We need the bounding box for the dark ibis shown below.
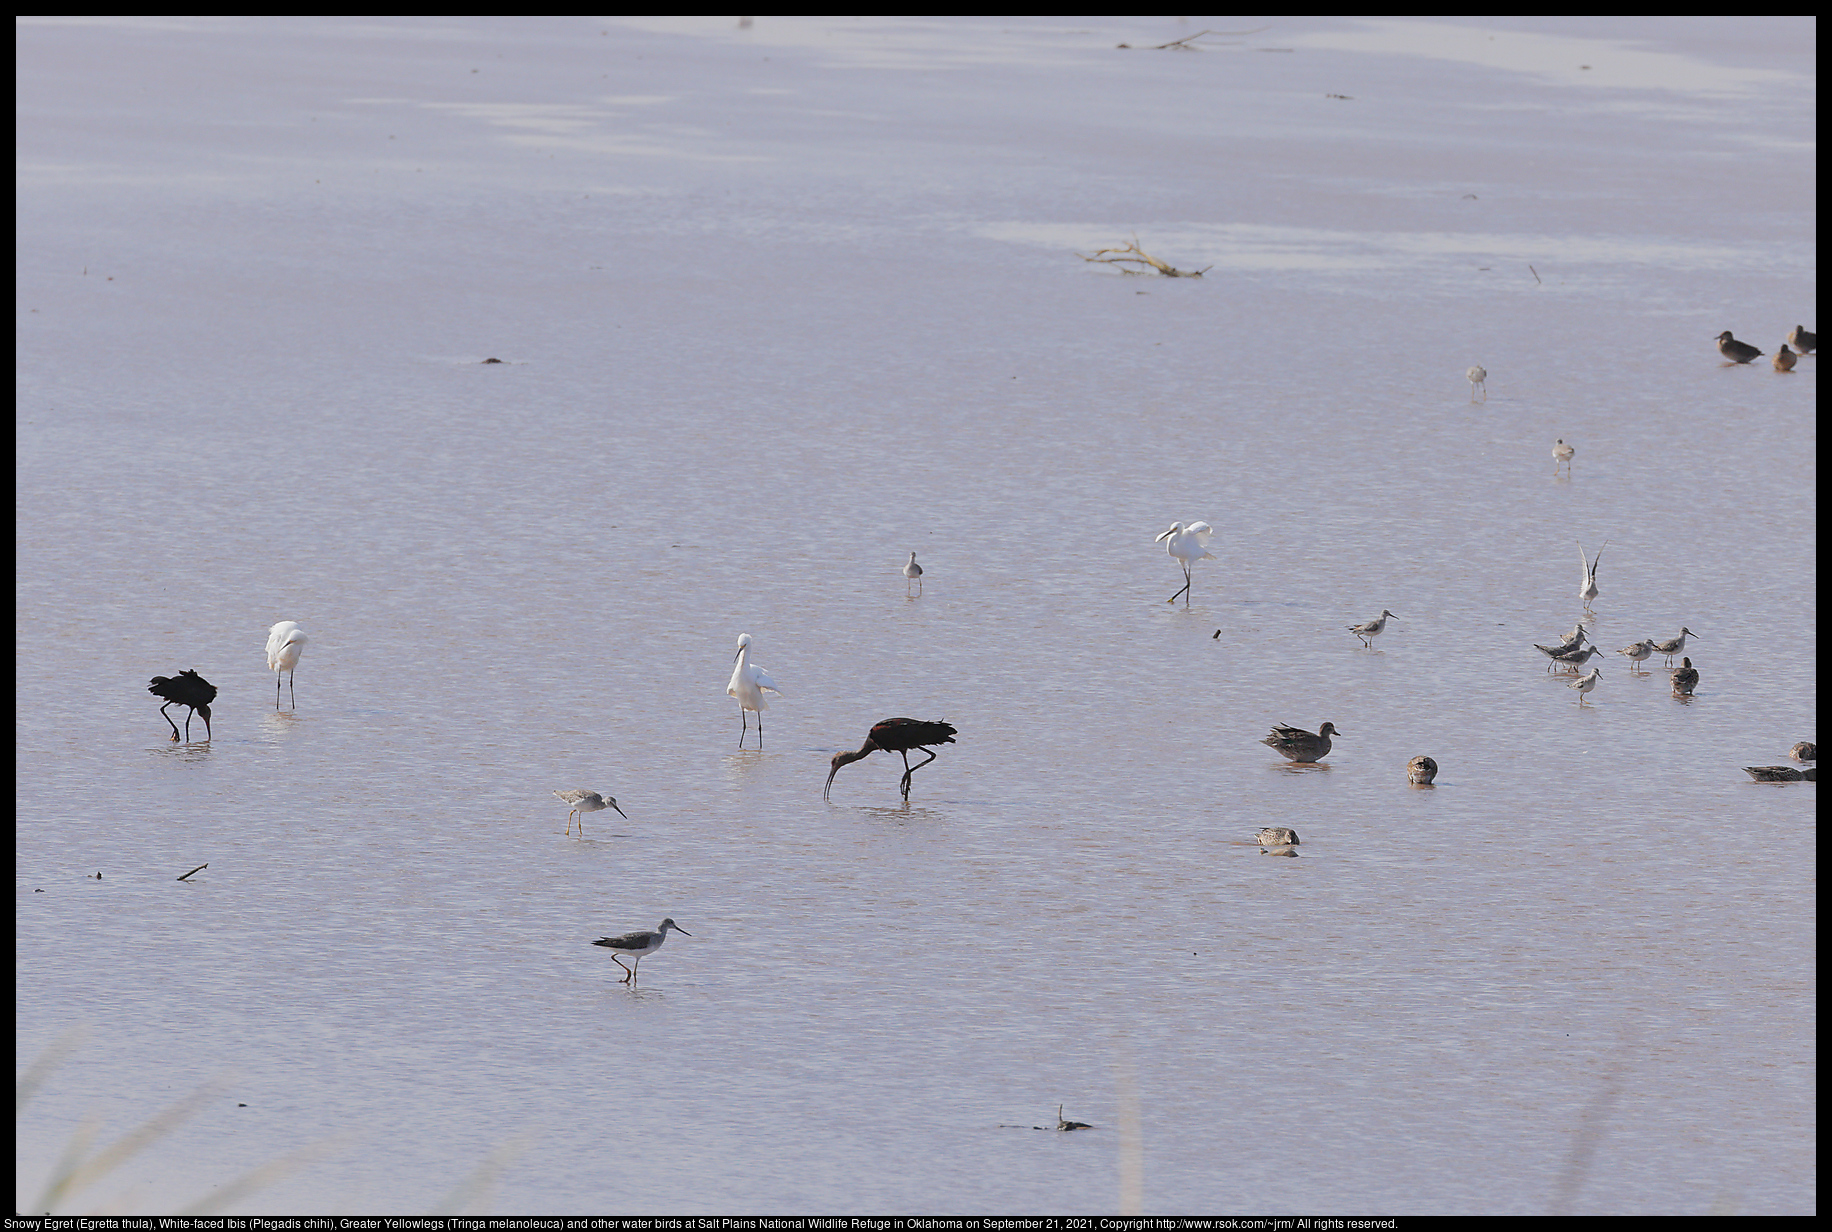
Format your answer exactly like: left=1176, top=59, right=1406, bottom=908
left=148, top=669, right=216, bottom=741
left=825, top=718, right=958, bottom=801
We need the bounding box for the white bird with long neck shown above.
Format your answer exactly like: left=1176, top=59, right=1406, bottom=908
left=727, top=633, right=783, bottom=749
left=265, top=621, right=308, bottom=709
left=1155, top=521, right=1215, bottom=605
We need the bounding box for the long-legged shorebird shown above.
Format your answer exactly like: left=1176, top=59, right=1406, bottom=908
left=903, top=551, right=923, bottom=595
left=727, top=633, right=784, bottom=748
left=825, top=717, right=958, bottom=801
left=1787, top=325, right=1815, bottom=355
left=1774, top=344, right=1798, bottom=372
left=1347, top=609, right=1398, bottom=648
left=1716, top=331, right=1763, bottom=363
left=594, top=918, right=689, bottom=983
left=1670, top=657, right=1699, bottom=698
left=1552, top=438, right=1575, bottom=476
left=1648, top=627, right=1699, bottom=666
left=1568, top=666, right=1602, bottom=704
left=1467, top=365, right=1487, bottom=401
left=1261, top=722, right=1339, bottom=763
left=553, top=790, right=626, bottom=836
left=1537, top=641, right=1604, bottom=671
left=148, top=669, right=216, bottom=741
left=1615, top=639, right=1655, bottom=673
left=1576, top=540, right=1606, bottom=610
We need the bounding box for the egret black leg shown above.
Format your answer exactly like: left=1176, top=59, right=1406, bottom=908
left=288, top=672, right=295, bottom=708
left=1167, top=565, right=1192, bottom=605
left=739, top=710, right=749, bottom=748
left=275, top=672, right=282, bottom=709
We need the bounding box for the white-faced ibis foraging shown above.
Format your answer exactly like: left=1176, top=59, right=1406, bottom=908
left=1154, top=520, right=1214, bottom=605
left=1716, top=331, right=1763, bottom=363
left=1553, top=438, right=1575, bottom=476
left=1408, top=755, right=1438, bottom=785
left=1347, top=609, right=1398, bottom=648
left=553, top=790, right=626, bottom=836
left=1743, top=766, right=1813, bottom=782
left=903, top=551, right=923, bottom=594
left=1576, top=540, right=1606, bottom=610
left=1261, top=722, right=1338, bottom=763
left=593, top=918, right=689, bottom=983
left=1670, top=657, right=1699, bottom=697
left=727, top=633, right=783, bottom=748
left=265, top=620, right=307, bottom=709
left=1466, top=364, right=1486, bottom=401
left=148, top=669, right=216, bottom=741
left=1773, top=344, right=1798, bottom=372
left=825, top=717, right=958, bottom=801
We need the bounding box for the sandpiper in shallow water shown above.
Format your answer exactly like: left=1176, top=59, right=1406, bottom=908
left=553, top=790, right=627, bottom=836
left=1568, top=666, right=1602, bottom=704
left=903, top=551, right=923, bottom=594
left=1466, top=365, right=1486, bottom=401
left=1615, top=639, right=1655, bottom=673
left=1347, top=609, right=1398, bottom=648
left=593, top=918, right=690, bottom=983
left=1552, top=439, right=1575, bottom=475
left=1648, top=626, right=1699, bottom=666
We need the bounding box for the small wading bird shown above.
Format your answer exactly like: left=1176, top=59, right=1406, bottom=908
left=265, top=621, right=307, bottom=709
left=903, top=551, right=923, bottom=595
left=727, top=633, right=783, bottom=749
left=1261, top=722, right=1339, bottom=763
left=1154, top=521, right=1215, bottom=605
left=1773, top=344, right=1798, bottom=373
left=148, top=669, right=216, bottom=741
left=1670, top=657, right=1699, bottom=698
left=825, top=717, right=958, bottom=801
left=1407, top=755, right=1438, bottom=785
left=1467, top=365, right=1487, bottom=401
left=1743, top=766, right=1814, bottom=782
left=1257, top=827, right=1300, bottom=847
left=593, top=918, right=689, bottom=983
left=1568, top=666, right=1602, bottom=704
left=1616, top=639, right=1655, bottom=673
left=1576, top=540, right=1606, bottom=611
left=1787, top=325, right=1815, bottom=355
left=1648, top=627, right=1699, bottom=667
left=1552, top=439, right=1575, bottom=476
left=1716, top=331, right=1763, bottom=364
left=1545, top=624, right=1587, bottom=653
left=553, top=790, right=626, bottom=837
left=1347, top=609, right=1398, bottom=648
left=1536, top=641, right=1604, bottom=671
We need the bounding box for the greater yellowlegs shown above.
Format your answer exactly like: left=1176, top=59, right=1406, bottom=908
left=1615, top=639, right=1655, bottom=673
left=1552, top=439, right=1575, bottom=476
left=1787, top=325, right=1815, bottom=354
left=1407, top=755, right=1438, bottom=785
left=594, top=918, right=690, bottom=983
left=1716, top=331, right=1763, bottom=363
left=1743, top=765, right=1814, bottom=782
left=1669, top=657, right=1699, bottom=697
left=1546, top=624, right=1587, bottom=653
left=1567, top=666, right=1602, bottom=704
left=1261, top=722, right=1339, bottom=763
left=265, top=621, right=307, bottom=709
left=1576, top=540, right=1606, bottom=610
left=1347, top=609, right=1398, bottom=648
left=1537, top=641, right=1605, bottom=671
left=1648, top=627, right=1699, bottom=666
left=1790, top=742, right=1817, bottom=762
left=1773, top=344, right=1798, bottom=372
left=1466, top=365, right=1487, bottom=401
left=903, top=551, right=923, bottom=595
left=553, top=790, right=627, bottom=836
left=1155, top=520, right=1216, bottom=605
left=1256, top=826, right=1300, bottom=846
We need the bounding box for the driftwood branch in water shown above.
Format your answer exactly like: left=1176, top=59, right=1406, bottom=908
left=1077, top=236, right=1210, bottom=278
left=1116, top=27, right=1271, bottom=50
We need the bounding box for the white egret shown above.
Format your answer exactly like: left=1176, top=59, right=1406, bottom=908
left=727, top=633, right=783, bottom=748
left=265, top=621, right=308, bottom=709
left=1154, top=521, right=1215, bottom=605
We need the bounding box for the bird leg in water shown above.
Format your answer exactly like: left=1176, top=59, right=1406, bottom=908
left=159, top=704, right=183, bottom=741
left=898, top=747, right=940, bottom=798
left=1167, top=564, right=1192, bottom=605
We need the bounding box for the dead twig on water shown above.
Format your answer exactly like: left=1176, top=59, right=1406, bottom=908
left=1078, top=235, right=1210, bottom=278
left=176, top=863, right=208, bottom=882
left=1116, top=27, right=1270, bottom=50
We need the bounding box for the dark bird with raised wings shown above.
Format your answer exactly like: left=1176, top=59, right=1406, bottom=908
left=148, top=669, right=217, bottom=742
left=825, top=718, right=958, bottom=801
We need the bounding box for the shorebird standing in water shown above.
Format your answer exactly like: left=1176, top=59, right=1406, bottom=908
left=1615, top=639, right=1655, bottom=673
left=1347, top=609, right=1398, bottom=649
left=553, top=790, right=627, bottom=836
left=1568, top=666, right=1602, bottom=705
left=1648, top=627, right=1699, bottom=666
left=594, top=918, right=690, bottom=983
left=1716, top=331, right=1763, bottom=363
left=1552, top=439, right=1575, bottom=476
left=1466, top=365, right=1487, bottom=401
left=903, top=551, right=924, bottom=595
left=1154, top=520, right=1215, bottom=605
left=1576, top=540, right=1606, bottom=611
